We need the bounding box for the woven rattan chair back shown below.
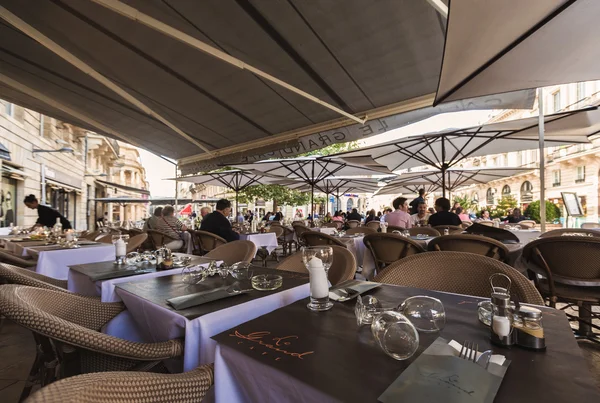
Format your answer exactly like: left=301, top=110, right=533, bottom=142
left=408, top=227, right=440, bottom=237
left=461, top=221, right=473, bottom=228
left=126, top=234, right=148, bottom=253
left=581, top=222, right=600, bottom=229
left=145, top=230, right=176, bottom=249
left=518, top=220, right=536, bottom=229
left=427, top=234, right=509, bottom=262
left=268, top=225, right=284, bottom=238
left=26, top=364, right=214, bottom=403
left=539, top=228, right=600, bottom=238
left=191, top=230, right=227, bottom=255
left=374, top=251, right=544, bottom=305
left=0, top=263, right=68, bottom=291
left=366, top=221, right=381, bottom=230
left=292, top=224, right=312, bottom=246
left=387, top=225, right=406, bottom=233
left=0, top=250, right=37, bottom=268
left=433, top=225, right=463, bottom=234
left=96, top=234, right=114, bottom=244
left=301, top=232, right=346, bottom=247
left=345, top=227, right=376, bottom=235
left=82, top=230, right=100, bottom=240
left=346, top=220, right=360, bottom=229
left=332, top=221, right=344, bottom=230
left=363, top=233, right=425, bottom=270
left=276, top=245, right=356, bottom=286
left=478, top=221, right=494, bottom=227
left=322, top=222, right=338, bottom=228
left=205, top=240, right=257, bottom=265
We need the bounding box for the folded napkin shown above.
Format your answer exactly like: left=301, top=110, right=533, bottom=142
left=89, top=268, right=150, bottom=282
left=329, top=280, right=381, bottom=301
left=448, top=339, right=506, bottom=366
left=166, top=286, right=248, bottom=310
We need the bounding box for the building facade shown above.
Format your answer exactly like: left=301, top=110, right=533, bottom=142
left=0, top=99, right=149, bottom=229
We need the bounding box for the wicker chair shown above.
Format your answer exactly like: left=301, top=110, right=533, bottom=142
left=82, top=230, right=100, bottom=240
left=365, top=221, right=381, bottom=230
left=268, top=225, right=284, bottom=238
left=346, top=220, right=360, bottom=229
left=522, top=237, right=600, bottom=340
left=331, top=221, right=344, bottom=230
left=0, top=285, right=183, bottom=381
left=539, top=228, right=600, bottom=238
left=433, top=225, right=464, bottom=234
left=461, top=221, right=473, bottom=228
left=518, top=220, right=536, bottom=229
left=278, top=226, right=296, bottom=256
left=374, top=251, right=544, bottom=305
left=427, top=234, right=509, bottom=262
left=0, top=249, right=37, bottom=268
left=322, top=222, right=338, bottom=228
left=408, top=227, right=440, bottom=237
left=345, top=227, right=376, bottom=235
left=387, top=225, right=407, bottom=233
left=276, top=245, right=356, bottom=286
left=126, top=233, right=148, bottom=254
left=26, top=364, right=213, bottom=403
left=478, top=221, right=494, bottom=227
left=145, top=229, right=180, bottom=250
left=96, top=234, right=114, bottom=244
left=363, top=233, right=425, bottom=273
left=301, top=232, right=346, bottom=247
left=292, top=224, right=312, bottom=247
left=190, top=230, right=227, bottom=255
left=204, top=240, right=257, bottom=265
left=581, top=222, right=600, bottom=229
left=0, top=263, right=68, bottom=291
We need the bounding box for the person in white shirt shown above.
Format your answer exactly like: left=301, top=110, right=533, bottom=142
left=410, top=201, right=430, bottom=226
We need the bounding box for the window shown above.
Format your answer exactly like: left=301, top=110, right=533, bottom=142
left=486, top=188, right=495, bottom=205
left=1, top=100, right=13, bottom=117
left=472, top=192, right=479, bottom=204
left=577, top=82, right=586, bottom=101
left=576, top=166, right=586, bottom=183
left=552, top=170, right=561, bottom=187
left=502, top=185, right=511, bottom=196
left=521, top=181, right=533, bottom=202
left=552, top=91, right=561, bottom=112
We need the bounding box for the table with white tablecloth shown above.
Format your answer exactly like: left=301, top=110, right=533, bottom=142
left=508, top=229, right=541, bottom=244
left=239, top=233, right=279, bottom=255
left=106, top=271, right=310, bottom=371
left=29, top=244, right=116, bottom=280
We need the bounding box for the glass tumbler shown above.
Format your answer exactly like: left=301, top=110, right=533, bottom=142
left=371, top=311, right=419, bottom=360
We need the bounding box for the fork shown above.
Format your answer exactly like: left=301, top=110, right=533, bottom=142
left=458, top=341, right=478, bottom=363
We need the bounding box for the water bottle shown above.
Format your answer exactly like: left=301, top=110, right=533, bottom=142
left=53, top=217, right=63, bottom=235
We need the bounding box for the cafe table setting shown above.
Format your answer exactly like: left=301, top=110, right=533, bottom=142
left=239, top=232, right=279, bottom=256
left=211, top=252, right=599, bottom=403
left=103, top=263, right=311, bottom=371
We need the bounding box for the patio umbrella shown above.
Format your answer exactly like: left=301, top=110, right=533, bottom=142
left=434, top=0, right=600, bottom=105
left=331, top=107, right=600, bottom=197
left=230, top=157, right=388, bottom=217
left=178, top=203, right=192, bottom=216
left=375, top=168, right=531, bottom=197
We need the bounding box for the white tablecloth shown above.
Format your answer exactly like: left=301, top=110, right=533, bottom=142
left=509, top=229, right=541, bottom=244
left=316, top=227, right=337, bottom=235
left=239, top=233, right=279, bottom=254
left=336, top=236, right=376, bottom=280
left=108, top=281, right=310, bottom=371
left=32, top=245, right=116, bottom=280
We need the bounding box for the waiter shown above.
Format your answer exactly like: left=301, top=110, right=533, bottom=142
left=23, top=194, right=72, bottom=230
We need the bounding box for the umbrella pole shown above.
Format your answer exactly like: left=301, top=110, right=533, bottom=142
left=441, top=166, right=447, bottom=199
left=538, top=88, right=546, bottom=232
left=311, top=184, right=315, bottom=222
left=236, top=190, right=239, bottom=219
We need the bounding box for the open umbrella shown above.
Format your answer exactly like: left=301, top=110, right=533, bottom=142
left=331, top=107, right=600, bottom=197
left=230, top=157, right=388, bottom=216
left=178, top=203, right=192, bottom=215
left=434, top=0, right=600, bottom=105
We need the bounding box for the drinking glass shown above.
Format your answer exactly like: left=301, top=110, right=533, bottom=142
left=398, top=296, right=446, bottom=332
left=181, top=265, right=208, bottom=285
left=371, top=311, right=419, bottom=360
left=218, top=265, right=230, bottom=284
left=302, top=246, right=334, bottom=311
left=126, top=252, right=139, bottom=266
left=229, top=261, right=253, bottom=280
left=355, top=295, right=389, bottom=326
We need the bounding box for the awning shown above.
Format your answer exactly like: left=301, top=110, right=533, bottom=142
left=96, top=179, right=150, bottom=195
left=90, top=197, right=219, bottom=205
left=46, top=178, right=82, bottom=193
left=1, top=164, right=28, bottom=180
left=0, top=142, right=10, bottom=161
left=435, top=0, right=600, bottom=104
left=0, top=0, right=533, bottom=172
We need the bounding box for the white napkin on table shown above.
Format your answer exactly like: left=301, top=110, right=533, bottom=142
left=448, top=339, right=506, bottom=366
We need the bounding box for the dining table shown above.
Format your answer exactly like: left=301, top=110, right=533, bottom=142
left=239, top=233, right=279, bottom=256
left=105, top=267, right=310, bottom=371
left=212, top=283, right=599, bottom=403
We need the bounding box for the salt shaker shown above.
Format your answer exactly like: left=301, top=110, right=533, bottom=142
left=513, top=305, right=546, bottom=350
left=489, top=273, right=516, bottom=347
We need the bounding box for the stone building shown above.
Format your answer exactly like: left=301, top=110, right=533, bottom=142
left=0, top=99, right=149, bottom=230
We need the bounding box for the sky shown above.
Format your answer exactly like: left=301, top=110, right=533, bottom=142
left=138, top=109, right=498, bottom=197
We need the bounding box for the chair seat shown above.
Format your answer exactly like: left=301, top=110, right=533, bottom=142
left=537, top=279, right=600, bottom=304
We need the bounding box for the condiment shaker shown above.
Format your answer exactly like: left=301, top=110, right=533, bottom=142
left=489, top=273, right=516, bottom=347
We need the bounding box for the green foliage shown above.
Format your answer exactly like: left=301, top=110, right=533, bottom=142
left=524, top=200, right=562, bottom=223
left=453, top=195, right=478, bottom=211
left=490, top=195, right=519, bottom=219
left=236, top=185, right=310, bottom=207
left=300, top=141, right=359, bottom=157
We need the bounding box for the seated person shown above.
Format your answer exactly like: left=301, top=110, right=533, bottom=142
left=346, top=208, right=362, bottom=222
left=156, top=205, right=192, bottom=253
left=410, top=201, right=430, bottom=226
left=332, top=211, right=344, bottom=222
left=143, top=207, right=163, bottom=231
left=384, top=197, right=412, bottom=229
left=478, top=210, right=492, bottom=221
left=200, top=199, right=240, bottom=242
left=428, top=197, right=462, bottom=227
left=507, top=208, right=526, bottom=223
left=365, top=209, right=377, bottom=224
left=456, top=207, right=470, bottom=222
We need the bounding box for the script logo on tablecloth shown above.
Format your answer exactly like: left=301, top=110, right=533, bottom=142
left=230, top=330, right=314, bottom=361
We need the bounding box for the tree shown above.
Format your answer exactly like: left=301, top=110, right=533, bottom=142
left=300, top=140, right=359, bottom=156
left=524, top=200, right=562, bottom=223
left=453, top=195, right=478, bottom=211
left=236, top=184, right=310, bottom=211
left=491, top=195, right=519, bottom=219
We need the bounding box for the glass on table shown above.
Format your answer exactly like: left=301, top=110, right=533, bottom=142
left=302, top=246, right=334, bottom=311
left=398, top=296, right=445, bottom=332
left=355, top=295, right=389, bottom=326
left=229, top=261, right=253, bottom=280
left=371, top=311, right=419, bottom=361
left=181, top=265, right=208, bottom=285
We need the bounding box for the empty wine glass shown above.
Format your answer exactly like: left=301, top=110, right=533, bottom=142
left=181, top=265, right=208, bottom=285
left=371, top=311, right=419, bottom=360
left=218, top=265, right=230, bottom=284
left=355, top=295, right=389, bottom=326
left=229, top=261, right=253, bottom=280
left=302, top=246, right=334, bottom=311
left=398, top=296, right=446, bottom=333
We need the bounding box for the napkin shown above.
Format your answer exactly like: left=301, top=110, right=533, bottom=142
left=166, top=287, right=248, bottom=310
left=448, top=340, right=506, bottom=366
left=329, top=280, right=381, bottom=301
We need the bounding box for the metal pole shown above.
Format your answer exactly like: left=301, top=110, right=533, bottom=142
left=441, top=166, right=447, bottom=199
left=41, top=161, right=46, bottom=204
left=538, top=88, right=546, bottom=232
left=174, top=163, right=178, bottom=211
left=311, top=184, right=315, bottom=222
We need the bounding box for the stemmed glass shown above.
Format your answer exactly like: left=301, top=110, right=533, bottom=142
left=398, top=296, right=446, bottom=332
left=371, top=311, right=419, bottom=360
left=302, top=246, right=333, bottom=311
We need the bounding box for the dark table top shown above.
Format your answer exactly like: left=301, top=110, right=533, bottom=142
left=116, top=268, right=309, bottom=320
left=213, top=284, right=599, bottom=402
